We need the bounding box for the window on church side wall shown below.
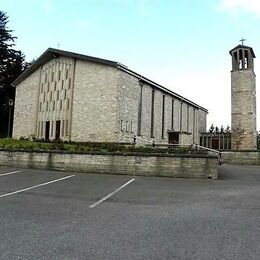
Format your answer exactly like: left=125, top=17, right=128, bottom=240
left=40, top=122, right=43, bottom=137
left=64, top=89, right=67, bottom=99
left=67, top=99, right=70, bottom=110
left=38, top=122, right=40, bottom=137
left=46, top=102, right=48, bottom=111
left=51, top=72, right=54, bottom=82
left=57, top=91, right=59, bottom=101
left=180, top=102, right=183, bottom=132
left=151, top=89, right=155, bottom=138
left=187, top=105, right=189, bottom=132
left=120, top=120, right=123, bottom=131
left=131, top=122, right=133, bottom=133
left=44, top=93, right=46, bottom=102
left=62, top=80, right=64, bottom=90
left=171, top=99, right=174, bottom=130
left=58, top=71, right=61, bottom=81
left=45, top=73, right=47, bottom=83
left=66, top=69, right=69, bottom=79
left=193, top=108, right=196, bottom=143
left=68, top=79, right=71, bottom=89
left=60, top=101, right=62, bottom=110
left=53, top=101, right=55, bottom=111
left=39, top=102, right=42, bottom=112
left=54, top=81, right=57, bottom=91
left=41, top=84, right=43, bottom=93
left=50, top=92, right=52, bottom=101
left=126, top=121, right=128, bottom=132
left=162, top=95, right=165, bottom=139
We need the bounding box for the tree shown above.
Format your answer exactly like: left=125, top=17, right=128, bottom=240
left=0, top=11, right=29, bottom=137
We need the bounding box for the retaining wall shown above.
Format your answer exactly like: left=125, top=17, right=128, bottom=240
left=0, top=150, right=219, bottom=179
left=222, top=151, right=260, bottom=165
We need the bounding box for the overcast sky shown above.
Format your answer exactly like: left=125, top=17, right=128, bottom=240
left=2, top=0, right=260, bottom=130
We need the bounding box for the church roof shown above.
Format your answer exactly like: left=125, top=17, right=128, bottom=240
left=13, top=48, right=208, bottom=112
left=229, top=45, right=256, bottom=58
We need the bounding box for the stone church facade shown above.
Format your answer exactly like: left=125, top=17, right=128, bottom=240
left=13, top=48, right=207, bottom=144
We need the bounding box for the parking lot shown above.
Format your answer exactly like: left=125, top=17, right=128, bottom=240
left=1, top=165, right=260, bottom=260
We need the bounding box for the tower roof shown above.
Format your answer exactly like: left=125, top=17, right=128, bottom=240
left=229, top=45, right=256, bottom=58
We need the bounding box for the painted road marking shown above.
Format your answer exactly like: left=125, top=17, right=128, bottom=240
left=89, top=178, right=135, bottom=208
left=0, top=170, right=21, bottom=177
left=0, top=175, right=75, bottom=199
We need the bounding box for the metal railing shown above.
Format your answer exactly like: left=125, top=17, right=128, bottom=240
left=133, top=136, right=224, bottom=165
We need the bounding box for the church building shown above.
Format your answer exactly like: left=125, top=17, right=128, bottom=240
left=12, top=48, right=207, bottom=144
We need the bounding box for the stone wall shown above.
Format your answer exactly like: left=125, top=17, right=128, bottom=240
left=13, top=69, right=40, bottom=139
left=231, top=69, right=257, bottom=150
left=0, top=150, right=219, bottom=179
left=71, top=60, right=118, bottom=142
left=222, top=151, right=260, bottom=165
left=117, top=70, right=206, bottom=145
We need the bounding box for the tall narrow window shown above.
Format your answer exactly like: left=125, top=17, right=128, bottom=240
left=193, top=108, right=196, bottom=143
left=65, top=120, right=68, bottom=136
left=126, top=121, right=128, bottom=132
left=62, top=120, right=65, bottom=136
left=162, top=95, right=165, bottom=139
left=151, top=89, right=155, bottom=138
left=61, top=80, right=64, bottom=90
left=120, top=120, right=123, bottom=131
left=187, top=105, right=190, bottom=132
left=60, top=100, right=62, bottom=110
left=51, top=122, right=53, bottom=138
left=51, top=72, right=54, bottom=82
left=131, top=122, right=133, bottom=133
left=67, top=99, right=70, bottom=110
left=58, top=71, right=61, bottom=81
left=171, top=99, right=174, bottom=130
left=41, top=121, right=44, bottom=137
left=38, top=122, right=41, bottom=137
left=180, top=102, right=183, bottom=132
left=68, top=79, right=71, bottom=89
left=137, top=84, right=143, bottom=136
left=66, top=69, right=69, bottom=79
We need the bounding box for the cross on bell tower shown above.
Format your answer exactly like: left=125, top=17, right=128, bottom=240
left=229, top=41, right=257, bottom=150
left=240, top=38, right=246, bottom=46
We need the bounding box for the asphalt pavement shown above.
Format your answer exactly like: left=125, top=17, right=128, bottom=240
left=0, top=164, right=260, bottom=259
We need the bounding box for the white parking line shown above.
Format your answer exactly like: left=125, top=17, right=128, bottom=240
left=89, top=178, right=135, bottom=208
left=0, top=175, right=75, bottom=199
left=0, top=170, right=21, bottom=177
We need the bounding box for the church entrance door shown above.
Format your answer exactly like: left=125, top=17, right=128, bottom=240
left=45, top=121, right=50, bottom=140
left=55, top=120, right=61, bottom=140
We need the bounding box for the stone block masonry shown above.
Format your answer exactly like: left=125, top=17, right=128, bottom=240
left=0, top=150, right=219, bottom=179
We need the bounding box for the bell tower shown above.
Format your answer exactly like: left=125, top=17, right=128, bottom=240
left=230, top=39, right=257, bottom=150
